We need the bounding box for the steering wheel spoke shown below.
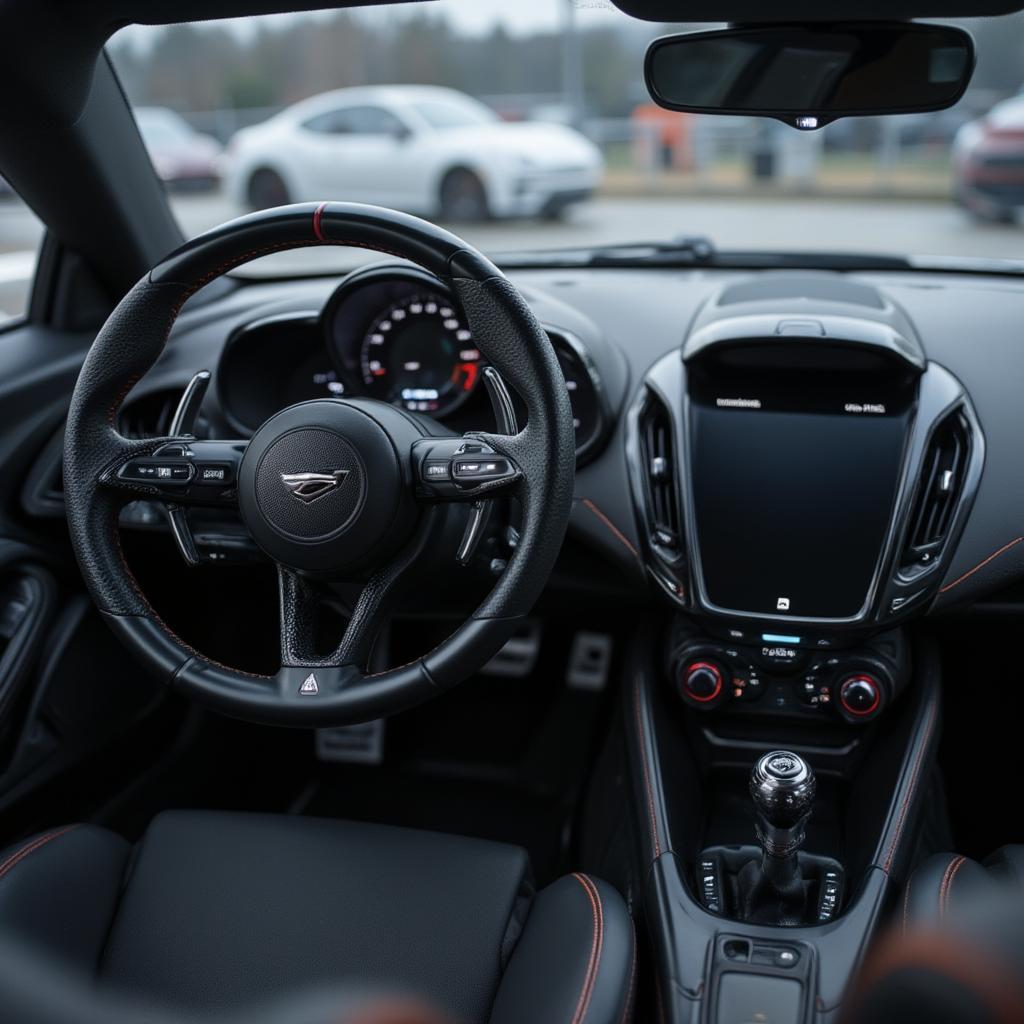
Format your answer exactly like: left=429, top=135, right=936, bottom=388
left=278, top=504, right=441, bottom=674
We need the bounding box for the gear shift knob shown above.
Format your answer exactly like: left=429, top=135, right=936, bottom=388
left=749, top=750, right=816, bottom=857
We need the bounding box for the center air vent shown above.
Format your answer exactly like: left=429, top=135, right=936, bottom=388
left=901, top=408, right=971, bottom=573
left=638, top=390, right=682, bottom=556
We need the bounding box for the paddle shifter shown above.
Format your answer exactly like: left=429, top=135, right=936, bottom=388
left=696, top=750, right=844, bottom=925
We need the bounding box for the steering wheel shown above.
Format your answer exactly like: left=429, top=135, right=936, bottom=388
left=63, top=203, right=575, bottom=726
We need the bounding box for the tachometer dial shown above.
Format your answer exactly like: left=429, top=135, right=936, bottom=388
left=360, top=293, right=480, bottom=416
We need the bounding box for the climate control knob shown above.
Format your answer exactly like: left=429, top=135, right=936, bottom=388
left=838, top=674, right=882, bottom=721
left=680, top=660, right=726, bottom=708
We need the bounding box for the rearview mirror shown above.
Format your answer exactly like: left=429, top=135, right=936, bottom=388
left=644, top=22, right=975, bottom=130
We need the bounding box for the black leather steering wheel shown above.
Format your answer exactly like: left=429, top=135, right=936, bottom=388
left=63, top=203, right=575, bottom=726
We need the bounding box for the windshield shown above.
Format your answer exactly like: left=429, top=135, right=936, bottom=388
left=107, top=2, right=1024, bottom=274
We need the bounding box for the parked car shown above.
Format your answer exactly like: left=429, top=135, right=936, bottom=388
left=223, top=85, right=604, bottom=220
left=134, top=106, right=222, bottom=191
left=952, top=94, right=1024, bottom=221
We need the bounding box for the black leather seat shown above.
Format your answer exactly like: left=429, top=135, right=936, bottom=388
left=843, top=847, right=1024, bottom=1024
left=0, top=811, right=635, bottom=1023
left=901, top=845, right=1024, bottom=928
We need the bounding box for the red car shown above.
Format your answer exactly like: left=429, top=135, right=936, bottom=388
left=953, top=95, right=1024, bottom=222
left=135, top=106, right=222, bottom=191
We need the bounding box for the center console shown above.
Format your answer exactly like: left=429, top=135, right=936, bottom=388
left=593, top=276, right=978, bottom=1022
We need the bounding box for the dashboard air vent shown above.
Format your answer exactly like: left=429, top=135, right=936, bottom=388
left=638, top=391, right=682, bottom=554
left=546, top=329, right=607, bottom=466
left=901, top=409, right=970, bottom=570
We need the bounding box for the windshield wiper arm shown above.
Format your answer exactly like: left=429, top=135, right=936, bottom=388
left=494, top=235, right=716, bottom=268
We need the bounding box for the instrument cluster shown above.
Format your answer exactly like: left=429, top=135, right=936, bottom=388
left=217, top=266, right=609, bottom=463
left=324, top=268, right=481, bottom=419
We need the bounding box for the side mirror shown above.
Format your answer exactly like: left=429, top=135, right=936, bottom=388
left=644, top=22, right=975, bottom=130
left=392, top=123, right=413, bottom=143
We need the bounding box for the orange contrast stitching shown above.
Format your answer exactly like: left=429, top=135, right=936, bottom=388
left=571, top=873, right=604, bottom=1024
left=0, top=826, right=79, bottom=881
left=582, top=499, right=641, bottom=563
left=883, top=698, right=937, bottom=873
left=940, top=855, right=967, bottom=919
left=939, top=537, right=1023, bottom=594
left=634, top=676, right=663, bottom=861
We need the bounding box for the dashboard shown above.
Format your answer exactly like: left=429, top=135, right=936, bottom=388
left=79, top=258, right=1024, bottom=645
left=216, top=265, right=612, bottom=464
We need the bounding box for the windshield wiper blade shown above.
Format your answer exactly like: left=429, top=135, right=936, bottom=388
left=494, top=235, right=716, bottom=268
left=494, top=243, right=924, bottom=273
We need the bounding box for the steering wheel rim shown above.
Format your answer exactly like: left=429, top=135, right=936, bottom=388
left=63, top=202, right=575, bottom=726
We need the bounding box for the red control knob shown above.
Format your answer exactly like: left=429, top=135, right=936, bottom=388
left=839, top=675, right=881, bottom=718
left=682, top=660, right=725, bottom=704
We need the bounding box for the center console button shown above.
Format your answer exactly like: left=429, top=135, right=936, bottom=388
left=683, top=661, right=723, bottom=703
left=757, top=645, right=805, bottom=671
left=731, top=666, right=764, bottom=702
left=839, top=675, right=881, bottom=718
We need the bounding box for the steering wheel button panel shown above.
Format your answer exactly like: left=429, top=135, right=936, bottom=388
left=118, top=459, right=194, bottom=485
left=196, top=463, right=233, bottom=484
left=452, top=459, right=511, bottom=481
left=412, top=437, right=520, bottom=499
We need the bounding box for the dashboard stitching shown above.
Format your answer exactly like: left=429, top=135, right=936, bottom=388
left=882, top=696, right=938, bottom=873
left=938, top=536, right=1023, bottom=594
left=582, top=499, right=641, bottom=565
left=633, top=675, right=664, bottom=862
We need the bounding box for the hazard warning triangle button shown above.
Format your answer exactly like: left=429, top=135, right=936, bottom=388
left=299, top=673, right=319, bottom=695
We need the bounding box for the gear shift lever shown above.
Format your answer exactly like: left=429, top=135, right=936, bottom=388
left=749, top=750, right=816, bottom=894
left=696, top=750, right=842, bottom=924
left=725, top=750, right=817, bottom=924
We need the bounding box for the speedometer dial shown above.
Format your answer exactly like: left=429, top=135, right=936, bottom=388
left=360, top=294, right=481, bottom=416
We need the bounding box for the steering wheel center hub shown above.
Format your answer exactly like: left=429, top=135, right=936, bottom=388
left=256, top=427, right=365, bottom=542
left=238, top=399, right=413, bottom=574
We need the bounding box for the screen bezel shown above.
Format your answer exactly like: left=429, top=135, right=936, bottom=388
left=681, top=338, right=920, bottom=626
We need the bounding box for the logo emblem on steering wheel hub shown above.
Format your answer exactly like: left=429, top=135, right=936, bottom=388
left=280, top=470, right=350, bottom=504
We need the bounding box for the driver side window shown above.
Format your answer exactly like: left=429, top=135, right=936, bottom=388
left=302, top=105, right=405, bottom=136
left=0, top=174, right=42, bottom=326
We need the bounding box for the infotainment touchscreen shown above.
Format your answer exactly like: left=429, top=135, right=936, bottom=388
left=687, top=351, right=914, bottom=620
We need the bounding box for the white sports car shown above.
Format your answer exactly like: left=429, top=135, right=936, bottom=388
left=224, top=85, right=604, bottom=220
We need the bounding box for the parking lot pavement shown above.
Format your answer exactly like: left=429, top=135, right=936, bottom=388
left=3, top=190, right=1024, bottom=317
